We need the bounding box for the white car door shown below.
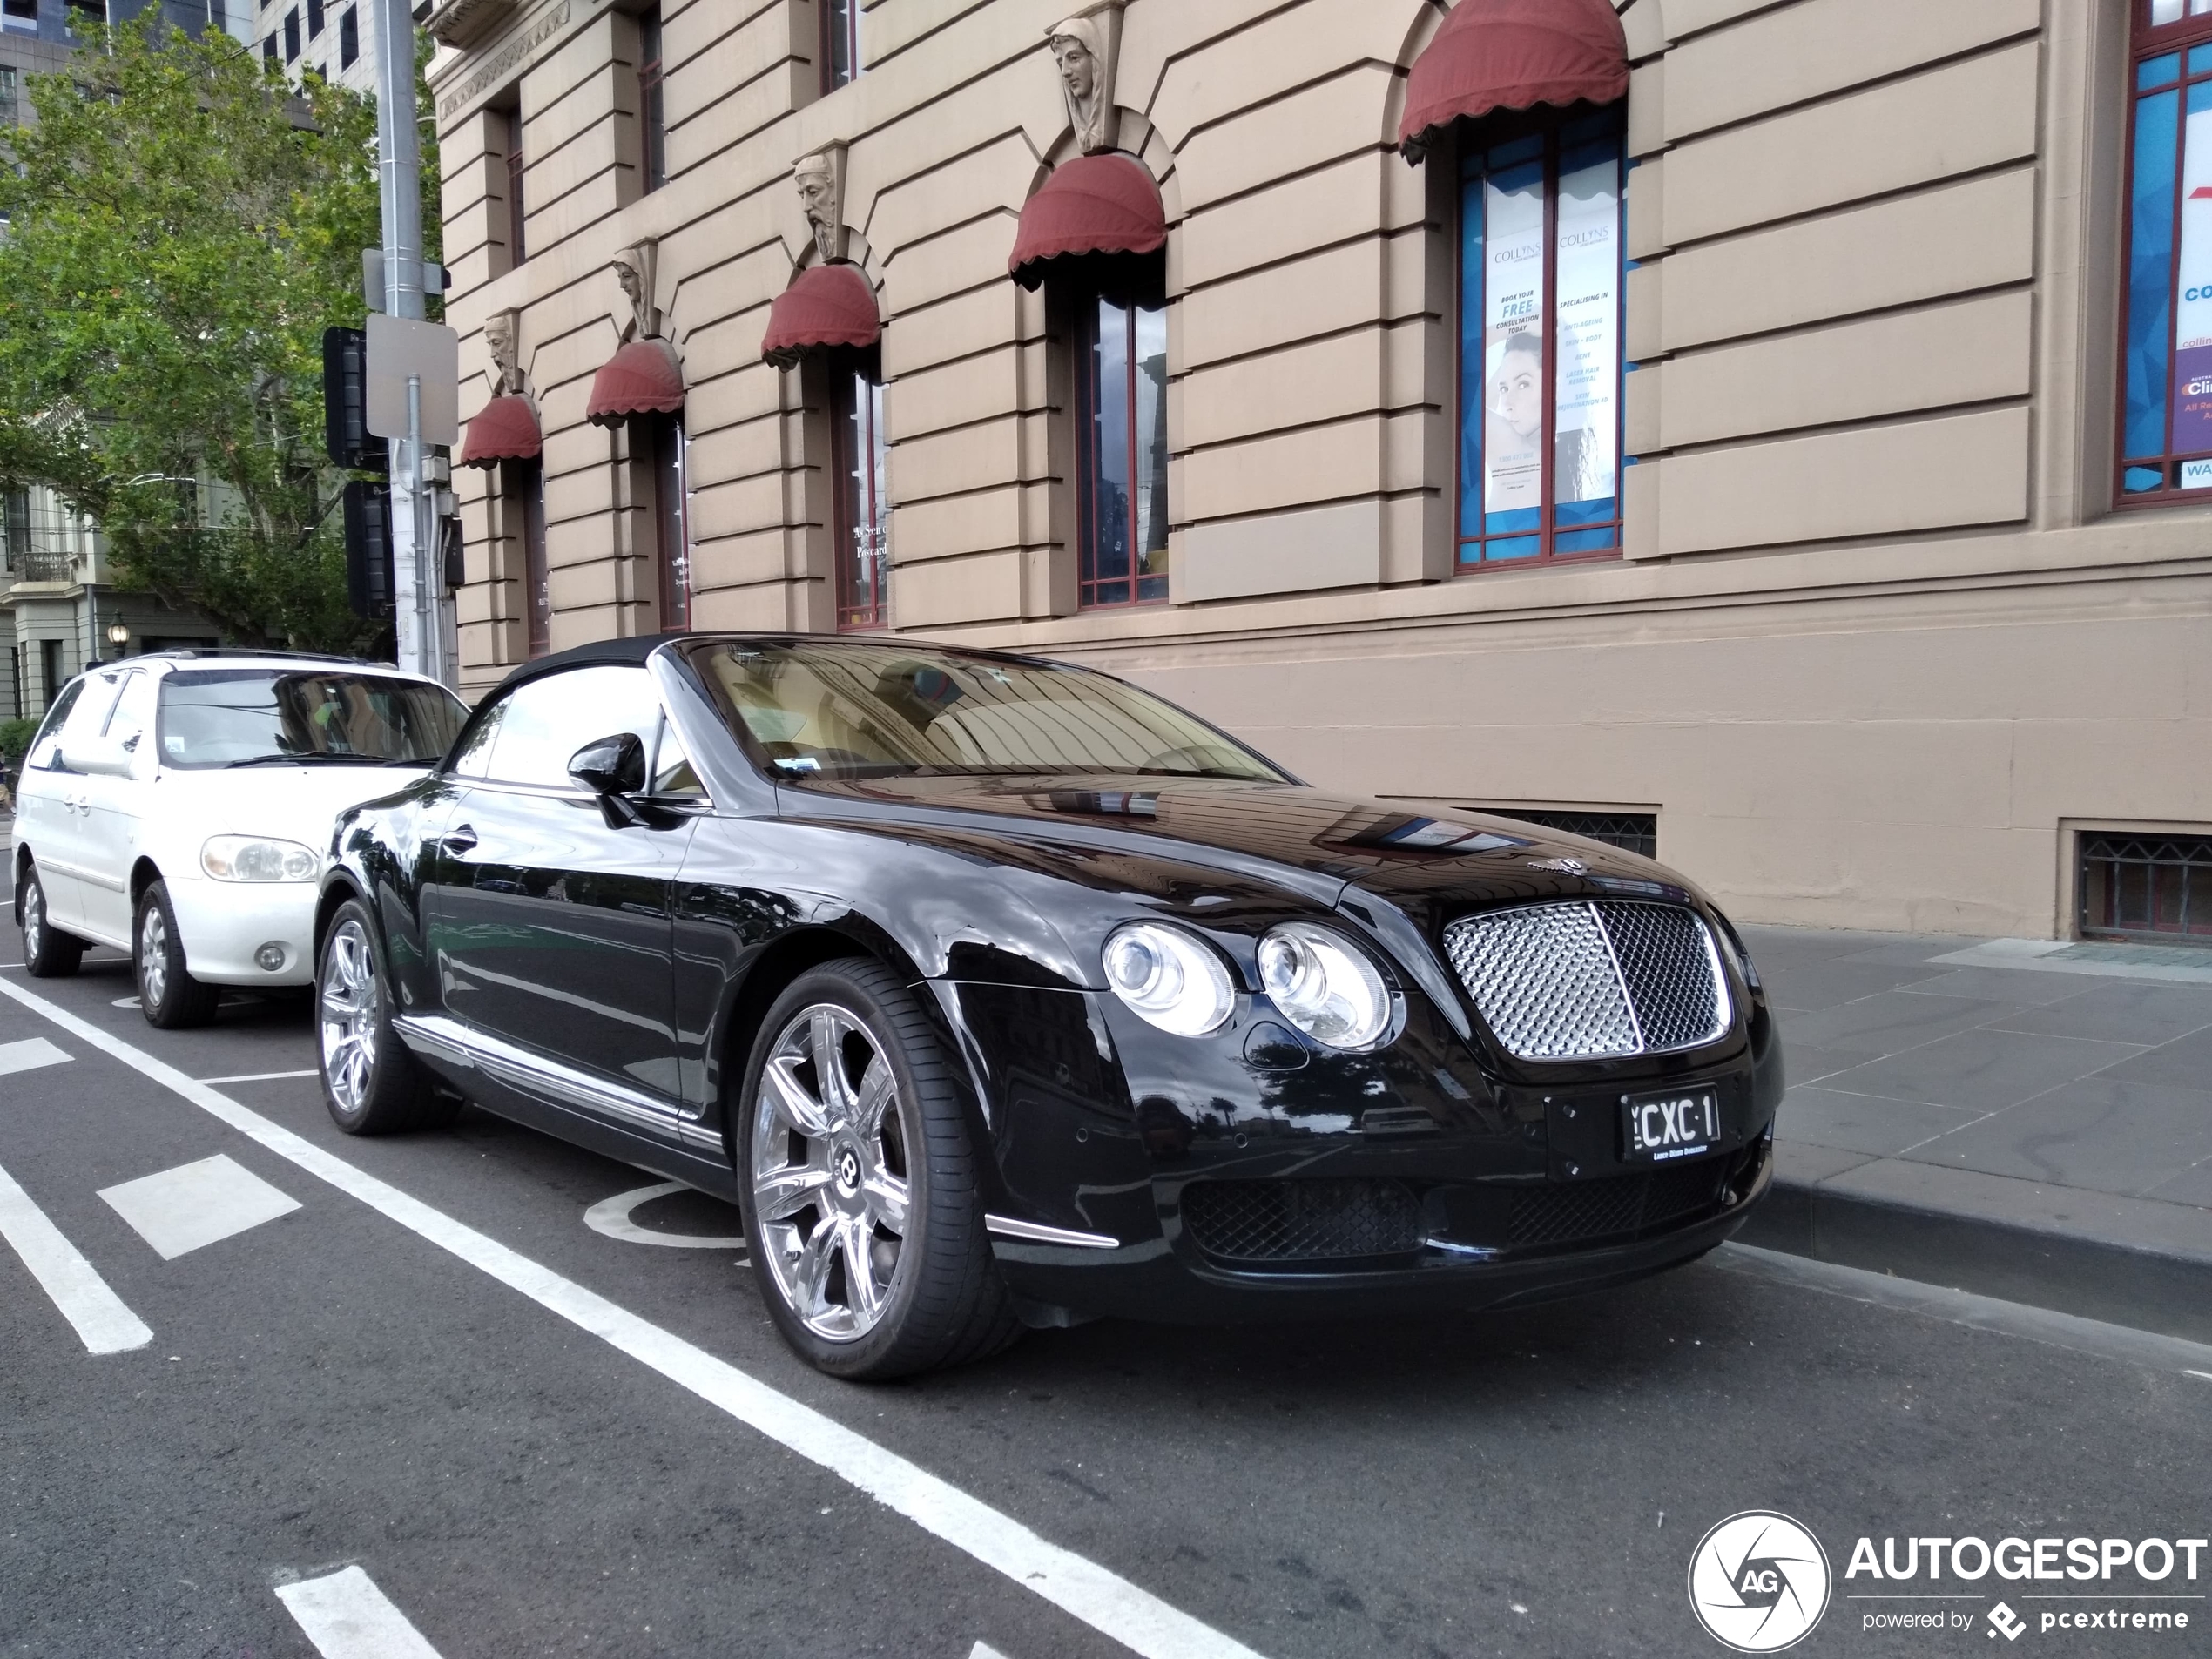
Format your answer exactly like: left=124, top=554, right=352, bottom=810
left=17, top=669, right=127, bottom=931
left=74, top=666, right=159, bottom=946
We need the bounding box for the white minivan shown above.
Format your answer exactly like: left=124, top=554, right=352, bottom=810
left=10, top=651, right=467, bottom=1027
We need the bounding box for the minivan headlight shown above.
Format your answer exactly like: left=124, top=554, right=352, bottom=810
left=201, top=835, right=319, bottom=883
left=1258, top=922, right=1393, bottom=1050
left=1101, top=922, right=1235, bottom=1037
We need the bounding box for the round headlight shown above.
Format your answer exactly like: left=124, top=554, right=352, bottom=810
left=1258, top=922, right=1393, bottom=1050
left=201, top=835, right=319, bottom=883
left=1101, top=922, right=1235, bottom=1037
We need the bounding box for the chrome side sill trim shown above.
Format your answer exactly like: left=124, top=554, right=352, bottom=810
left=393, top=1013, right=718, bottom=1149
left=984, top=1213, right=1119, bottom=1250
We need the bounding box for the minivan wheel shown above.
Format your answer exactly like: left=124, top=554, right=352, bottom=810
left=136, top=880, right=220, bottom=1029
left=738, top=960, right=1019, bottom=1380
left=19, top=867, right=84, bottom=979
left=316, top=899, right=455, bottom=1134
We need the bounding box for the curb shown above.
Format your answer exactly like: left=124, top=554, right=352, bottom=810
left=1736, top=1176, right=2212, bottom=1348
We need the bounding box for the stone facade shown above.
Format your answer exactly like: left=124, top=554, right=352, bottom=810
left=429, top=0, right=2212, bottom=940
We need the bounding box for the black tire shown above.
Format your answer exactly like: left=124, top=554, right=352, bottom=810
left=18, top=865, right=84, bottom=979
left=135, top=880, right=221, bottom=1029
left=315, top=897, right=456, bottom=1134
left=737, top=960, right=1019, bottom=1380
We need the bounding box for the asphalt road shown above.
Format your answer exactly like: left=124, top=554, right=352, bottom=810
left=3, top=914, right=2209, bottom=1658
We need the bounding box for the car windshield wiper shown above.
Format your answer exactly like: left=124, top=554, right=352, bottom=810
left=223, top=752, right=381, bottom=768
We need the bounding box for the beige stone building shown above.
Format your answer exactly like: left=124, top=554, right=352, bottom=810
left=426, top=0, right=2212, bottom=943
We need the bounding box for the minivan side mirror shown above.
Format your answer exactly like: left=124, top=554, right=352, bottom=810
left=567, top=732, right=646, bottom=797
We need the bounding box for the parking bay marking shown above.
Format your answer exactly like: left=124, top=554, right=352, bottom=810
left=0, top=973, right=1271, bottom=1659
left=0, top=1154, right=152, bottom=1354
left=0, top=1035, right=72, bottom=1077
left=198, top=1069, right=321, bottom=1085
left=98, top=1154, right=301, bottom=1260
left=275, top=1566, right=444, bottom=1659
left=585, top=1180, right=749, bottom=1251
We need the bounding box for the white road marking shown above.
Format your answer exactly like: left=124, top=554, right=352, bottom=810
left=275, top=1566, right=444, bottom=1659
left=2186, top=1369, right=2212, bottom=1383
left=0, top=974, right=1271, bottom=1659
left=197, top=1069, right=320, bottom=1085
left=0, top=1035, right=72, bottom=1076
left=98, top=1154, right=301, bottom=1260
left=111, top=996, right=139, bottom=1009
left=0, top=1155, right=153, bottom=1354
left=973, top=1644, right=1013, bottom=1659
left=584, top=1181, right=748, bottom=1251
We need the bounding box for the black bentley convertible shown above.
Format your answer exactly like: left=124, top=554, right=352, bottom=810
left=313, top=634, right=1782, bottom=1379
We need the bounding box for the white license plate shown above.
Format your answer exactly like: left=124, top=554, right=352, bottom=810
left=1621, top=1089, right=1720, bottom=1163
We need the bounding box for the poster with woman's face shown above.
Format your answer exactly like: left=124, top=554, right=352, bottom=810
left=1482, top=159, right=1547, bottom=522
left=1553, top=141, right=1622, bottom=509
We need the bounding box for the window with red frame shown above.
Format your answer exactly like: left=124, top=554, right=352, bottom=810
left=638, top=7, right=667, bottom=193
left=820, top=0, right=860, bottom=93
left=502, top=457, right=550, bottom=658
left=1074, top=280, right=1170, bottom=609
left=649, top=415, right=691, bottom=630
left=830, top=372, right=889, bottom=630
left=2119, top=0, right=2212, bottom=502
left=1454, top=106, right=1627, bottom=568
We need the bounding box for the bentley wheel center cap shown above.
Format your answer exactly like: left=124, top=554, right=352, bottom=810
left=834, top=1146, right=863, bottom=1194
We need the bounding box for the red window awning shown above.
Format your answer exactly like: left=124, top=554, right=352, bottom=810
left=585, top=337, right=685, bottom=428
left=760, top=262, right=882, bottom=369
left=1398, top=0, right=1629, bottom=160
left=455, top=394, right=543, bottom=469
left=1008, top=152, right=1168, bottom=291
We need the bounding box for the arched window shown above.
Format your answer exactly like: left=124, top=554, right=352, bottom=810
left=1071, top=266, right=1169, bottom=608
left=1455, top=105, right=1627, bottom=569
left=832, top=369, right=889, bottom=629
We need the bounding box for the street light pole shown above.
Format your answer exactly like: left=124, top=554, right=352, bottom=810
left=372, top=0, right=450, bottom=685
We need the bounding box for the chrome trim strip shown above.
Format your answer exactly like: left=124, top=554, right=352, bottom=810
left=393, top=1013, right=700, bottom=1142
left=984, top=1213, right=1119, bottom=1250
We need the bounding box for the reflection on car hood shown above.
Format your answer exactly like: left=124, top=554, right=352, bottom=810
left=778, top=774, right=1697, bottom=915
left=156, top=763, right=425, bottom=844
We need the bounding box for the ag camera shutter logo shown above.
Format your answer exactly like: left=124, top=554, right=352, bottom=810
left=1688, top=1511, right=1832, bottom=1652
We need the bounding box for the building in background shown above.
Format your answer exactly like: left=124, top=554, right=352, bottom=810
left=423, top=0, right=2212, bottom=947
left=249, top=0, right=378, bottom=92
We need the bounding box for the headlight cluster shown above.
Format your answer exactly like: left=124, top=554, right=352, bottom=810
left=201, top=835, right=318, bottom=883
left=1101, top=919, right=1395, bottom=1050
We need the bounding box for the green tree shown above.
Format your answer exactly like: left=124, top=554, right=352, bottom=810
left=0, top=16, right=440, bottom=651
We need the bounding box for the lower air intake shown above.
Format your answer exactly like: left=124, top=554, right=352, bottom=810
left=1507, top=1160, right=1728, bottom=1248
left=1181, top=1178, right=1424, bottom=1264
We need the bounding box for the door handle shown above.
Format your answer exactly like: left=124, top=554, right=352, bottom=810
left=442, top=824, right=479, bottom=855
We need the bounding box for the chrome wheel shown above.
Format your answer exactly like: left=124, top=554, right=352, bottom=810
left=138, top=902, right=170, bottom=1008
left=749, top=1004, right=910, bottom=1342
left=22, top=878, right=44, bottom=960
left=319, top=918, right=379, bottom=1115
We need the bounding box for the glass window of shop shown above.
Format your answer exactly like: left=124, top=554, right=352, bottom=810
left=1075, top=275, right=1170, bottom=609
left=832, top=372, right=889, bottom=630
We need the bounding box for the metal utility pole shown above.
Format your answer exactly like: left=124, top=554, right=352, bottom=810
left=371, top=0, right=454, bottom=686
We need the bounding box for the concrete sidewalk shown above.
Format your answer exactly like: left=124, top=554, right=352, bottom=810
left=1735, top=923, right=2212, bottom=1342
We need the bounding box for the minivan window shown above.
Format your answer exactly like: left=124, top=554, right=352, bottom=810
left=24, top=678, right=85, bottom=771
left=157, top=669, right=467, bottom=769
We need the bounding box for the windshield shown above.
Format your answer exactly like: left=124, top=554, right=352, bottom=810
left=695, top=642, right=1286, bottom=783
left=156, top=668, right=469, bottom=770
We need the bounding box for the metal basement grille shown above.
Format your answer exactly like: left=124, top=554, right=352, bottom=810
left=1508, top=1160, right=1727, bottom=1248
left=1440, top=901, right=1731, bottom=1061
left=1181, top=1179, right=1424, bottom=1263
left=2079, top=833, right=2212, bottom=944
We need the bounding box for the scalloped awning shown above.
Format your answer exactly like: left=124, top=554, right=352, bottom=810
left=456, top=394, right=543, bottom=469
left=1008, top=152, right=1168, bottom=291
left=760, top=262, right=882, bottom=369
left=585, top=338, right=685, bottom=428
left=1399, top=0, right=1629, bottom=161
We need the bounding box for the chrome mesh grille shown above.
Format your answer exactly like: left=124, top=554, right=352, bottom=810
left=1442, top=901, right=1730, bottom=1061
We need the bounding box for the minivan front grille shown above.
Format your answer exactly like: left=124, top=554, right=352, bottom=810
left=1441, top=901, right=1730, bottom=1061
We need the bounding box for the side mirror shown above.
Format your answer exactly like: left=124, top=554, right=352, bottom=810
left=567, top=732, right=646, bottom=797
left=64, top=734, right=136, bottom=777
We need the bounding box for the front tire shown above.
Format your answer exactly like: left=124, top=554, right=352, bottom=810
left=316, top=899, right=455, bottom=1134
left=136, top=880, right=220, bottom=1029
left=18, top=866, right=84, bottom=979
left=738, top=961, right=1018, bottom=1380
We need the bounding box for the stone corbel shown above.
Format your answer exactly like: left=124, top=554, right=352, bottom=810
left=1046, top=1, right=1124, bottom=156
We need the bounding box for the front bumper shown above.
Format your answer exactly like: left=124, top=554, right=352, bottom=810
left=165, top=877, right=319, bottom=987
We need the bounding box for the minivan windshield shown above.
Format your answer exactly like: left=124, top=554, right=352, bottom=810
left=157, top=668, right=469, bottom=770
left=695, top=641, right=1286, bottom=783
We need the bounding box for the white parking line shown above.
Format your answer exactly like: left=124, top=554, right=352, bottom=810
left=0, top=974, right=1271, bottom=1659
left=275, top=1566, right=444, bottom=1659
left=0, top=1035, right=72, bottom=1076
left=0, top=1155, right=153, bottom=1354
left=198, top=1069, right=320, bottom=1084
left=583, top=1181, right=748, bottom=1251
left=98, top=1154, right=301, bottom=1260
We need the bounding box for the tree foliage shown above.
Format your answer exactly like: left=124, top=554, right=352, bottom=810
left=0, top=16, right=438, bottom=650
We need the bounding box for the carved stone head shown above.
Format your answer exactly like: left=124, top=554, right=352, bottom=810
left=1046, top=4, right=1120, bottom=154
left=793, top=146, right=845, bottom=266
left=611, top=240, right=658, bottom=339
left=484, top=309, right=523, bottom=396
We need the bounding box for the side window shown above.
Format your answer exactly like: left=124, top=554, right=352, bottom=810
left=24, top=679, right=85, bottom=772
left=105, top=671, right=158, bottom=752
left=649, top=718, right=705, bottom=796
left=46, top=671, right=126, bottom=772
left=447, top=701, right=506, bottom=779
left=486, top=666, right=664, bottom=787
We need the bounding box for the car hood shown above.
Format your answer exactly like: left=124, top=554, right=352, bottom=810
left=152, top=763, right=431, bottom=847
left=776, top=773, right=1700, bottom=915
